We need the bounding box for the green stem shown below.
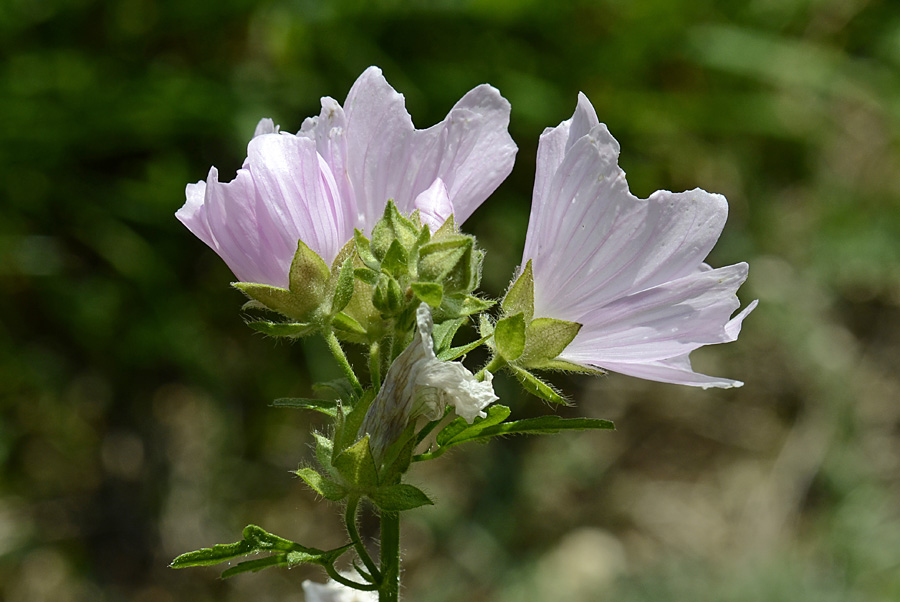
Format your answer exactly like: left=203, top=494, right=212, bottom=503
left=325, top=330, right=363, bottom=396
left=345, top=496, right=381, bottom=584
left=324, top=563, right=379, bottom=591
left=379, top=511, right=401, bottom=602
left=369, top=341, right=382, bottom=391
left=475, top=355, right=506, bottom=380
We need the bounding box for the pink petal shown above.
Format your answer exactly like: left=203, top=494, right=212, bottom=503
left=247, top=132, right=351, bottom=268
left=597, top=354, right=745, bottom=389
left=342, top=67, right=516, bottom=231
left=527, top=124, right=728, bottom=319
left=413, top=178, right=454, bottom=231
left=559, top=264, right=751, bottom=363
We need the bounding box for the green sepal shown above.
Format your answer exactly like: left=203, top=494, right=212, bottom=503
left=233, top=283, right=297, bottom=318
left=246, top=321, right=316, bottom=338
left=368, top=483, right=433, bottom=511
left=479, top=314, right=494, bottom=338
left=333, top=435, right=379, bottom=490
left=271, top=398, right=338, bottom=417
left=241, top=299, right=269, bottom=312
left=294, top=467, right=348, bottom=501
left=287, top=239, right=331, bottom=309
left=410, top=282, right=443, bottom=308
left=333, top=389, right=374, bottom=456
left=494, top=313, right=527, bottom=361
left=435, top=294, right=494, bottom=320
left=380, top=239, right=409, bottom=278
left=437, top=333, right=492, bottom=362
left=354, top=267, right=379, bottom=286
left=417, top=235, right=476, bottom=294
left=332, top=312, right=368, bottom=336
left=432, top=317, right=466, bottom=355
left=371, top=200, right=419, bottom=260
left=354, top=229, right=381, bottom=271
left=508, top=364, right=571, bottom=405
left=312, top=432, right=335, bottom=472
left=378, top=422, right=418, bottom=484
left=312, top=379, right=358, bottom=403
left=502, top=260, right=534, bottom=323
left=436, top=405, right=512, bottom=447
left=431, top=214, right=457, bottom=239
left=331, top=256, right=356, bottom=315
left=233, top=240, right=330, bottom=321
left=517, top=317, right=582, bottom=367
left=170, top=525, right=348, bottom=574
left=372, top=274, right=404, bottom=316
left=533, top=358, right=607, bottom=375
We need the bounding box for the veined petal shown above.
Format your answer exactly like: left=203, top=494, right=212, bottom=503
left=203, top=166, right=293, bottom=287
left=414, top=178, right=454, bottom=231
left=248, top=132, right=352, bottom=268
left=560, top=264, right=750, bottom=363
left=528, top=126, right=728, bottom=319
left=520, top=92, right=755, bottom=389
left=343, top=67, right=516, bottom=231
left=597, top=354, right=745, bottom=389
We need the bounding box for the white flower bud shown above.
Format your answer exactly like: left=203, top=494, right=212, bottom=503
left=361, top=303, right=498, bottom=460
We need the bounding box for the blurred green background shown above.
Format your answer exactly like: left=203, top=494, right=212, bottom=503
left=3, top=0, right=900, bottom=600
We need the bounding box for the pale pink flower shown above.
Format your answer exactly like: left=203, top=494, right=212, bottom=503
left=522, top=94, right=757, bottom=389
left=177, top=67, right=517, bottom=288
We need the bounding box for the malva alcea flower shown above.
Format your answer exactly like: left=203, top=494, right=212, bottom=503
left=519, top=93, right=756, bottom=389
left=176, top=66, right=517, bottom=288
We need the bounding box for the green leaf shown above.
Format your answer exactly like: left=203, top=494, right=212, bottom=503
left=436, top=333, right=492, bottom=361
left=450, top=415, right=614, bottom=444
left=331, top=257, right=356, bottom=314
left=333, top=435, right=379, bottom=490
left=436, top=405, right=512, bottom=447
left=271, top=398, right=337, bottom=417
left=494, top=313, right=527, bottom=361
left=502, top=260, right=534, bottom=323
left=170, top=524, right=341, bottom=572
left=518, top=317, right=581, bottom=367
left=246, top=321, right=316, bottom=338
left=508, top=364, right=570, bottom=405
left=368, top=484, right=434, bottom=511
left=410, top=282, right=443, bottom=308
left=294, top=467, right=348, bottom=501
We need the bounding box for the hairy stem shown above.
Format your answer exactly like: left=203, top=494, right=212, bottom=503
left=325, top=330, right=363, bottom=396
left=379, top=511, right=401, bottom=602
left=345, top=496, right=381, bottom=584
